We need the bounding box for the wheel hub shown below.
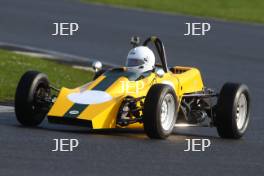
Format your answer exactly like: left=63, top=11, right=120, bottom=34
left=160, top=94, right=175, bottom=131
left=236, top=93, right=248, bottom=130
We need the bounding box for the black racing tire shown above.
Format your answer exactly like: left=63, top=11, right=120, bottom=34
left=15, top=71, right=50, bottom=126
left=143, top=84, right=178, bottom=139
left=215, top=83, right=250, bottom=139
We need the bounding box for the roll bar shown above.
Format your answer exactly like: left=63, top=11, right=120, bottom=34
left=143, top=36, right=169, bottom=73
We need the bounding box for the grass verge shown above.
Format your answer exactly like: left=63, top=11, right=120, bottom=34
left=83, top=0, right=264, bottom=23
left=0, top=50, right=93, bottom=102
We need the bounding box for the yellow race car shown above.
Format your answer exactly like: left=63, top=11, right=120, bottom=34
left=14, top=36, right=251, bottom=139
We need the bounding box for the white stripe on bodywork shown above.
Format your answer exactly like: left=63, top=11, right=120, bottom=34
left=67, top=90, right=112, bottom=105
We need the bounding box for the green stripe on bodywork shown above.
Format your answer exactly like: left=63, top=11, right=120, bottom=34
left=64, top=104, right=88, bottom=118
left=92, top=69, right=150, bottom=91
left=92, top=76, right=118, bottom=91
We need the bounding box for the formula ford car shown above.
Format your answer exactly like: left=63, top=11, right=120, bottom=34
left=15, top=36, right=251, bottom=139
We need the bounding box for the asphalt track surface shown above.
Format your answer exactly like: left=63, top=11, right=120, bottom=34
left=0, top=0, right=264, bottom=175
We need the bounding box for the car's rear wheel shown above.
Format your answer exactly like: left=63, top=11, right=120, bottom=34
left=15, top=71, right=51, bottom=126
left=215, top=83, right=250, bottom=139
left=143, top=84, right=178, bottom=139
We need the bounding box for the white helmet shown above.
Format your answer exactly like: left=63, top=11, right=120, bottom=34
left=126, top=46, right=155, bottom=73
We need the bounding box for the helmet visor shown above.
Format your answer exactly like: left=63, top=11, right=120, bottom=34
left=126, top=58, right=144, bottom=67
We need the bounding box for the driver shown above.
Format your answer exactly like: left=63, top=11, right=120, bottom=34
left=126, top=46, right=155, bottom=73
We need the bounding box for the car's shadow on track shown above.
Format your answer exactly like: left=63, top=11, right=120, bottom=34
left=0, top=115, right=220, bottom=141
left=24, top=123, right=221, bottom=141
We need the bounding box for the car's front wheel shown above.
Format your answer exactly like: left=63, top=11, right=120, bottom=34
left=15, top=71, right=51, bottom=127
left=143, top=84, right=178, bottom=139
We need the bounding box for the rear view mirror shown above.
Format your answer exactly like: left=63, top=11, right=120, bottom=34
left=92, top=61, right=102, bottom=72
left=156, top=68, right=165, bottom=77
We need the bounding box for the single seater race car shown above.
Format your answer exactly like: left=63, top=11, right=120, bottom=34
left=14, top=36, right=250, bottom=139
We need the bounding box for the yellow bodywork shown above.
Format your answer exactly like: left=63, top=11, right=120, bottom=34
left=47, top=66, right=204, bottom=129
